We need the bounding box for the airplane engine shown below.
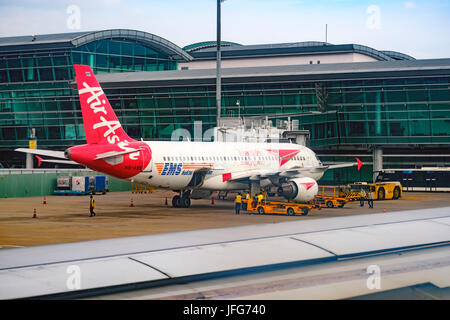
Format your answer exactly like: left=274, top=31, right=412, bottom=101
left=277, top=177, right=318, bottom=203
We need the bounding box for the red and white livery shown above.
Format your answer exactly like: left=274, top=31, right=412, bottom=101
left=17, top=65, right=362, bottom=208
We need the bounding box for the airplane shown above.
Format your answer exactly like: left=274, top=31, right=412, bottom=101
left=16, top=64, right=363, bottom=208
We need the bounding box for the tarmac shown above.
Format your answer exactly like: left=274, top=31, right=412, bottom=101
left=0, top=190, right=449, bottom=248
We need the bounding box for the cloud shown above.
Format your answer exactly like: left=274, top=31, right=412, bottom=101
left=404, top=2, right=416, bottom=9
left=0, top=0, right=448, bottom=59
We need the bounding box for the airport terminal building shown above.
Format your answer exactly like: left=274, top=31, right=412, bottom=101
left=0, top=29, right=449, bottom=185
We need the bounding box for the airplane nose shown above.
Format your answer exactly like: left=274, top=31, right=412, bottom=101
left=64, top=149, right=72, bottom=159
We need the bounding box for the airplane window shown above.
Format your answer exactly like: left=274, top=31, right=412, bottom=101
left=163, top=157, right=166, bottom=161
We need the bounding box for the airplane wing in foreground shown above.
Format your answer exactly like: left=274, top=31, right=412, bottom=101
left=0, top=207, right=448, bottom=299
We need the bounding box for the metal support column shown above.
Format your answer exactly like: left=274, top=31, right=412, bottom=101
left=373, top=146, right=383, bottom=182
left=216, top=0, right=222, bottom=124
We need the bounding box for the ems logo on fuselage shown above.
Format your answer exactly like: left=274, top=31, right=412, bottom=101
left=161, top=162, right=183, bottom=175
left=157, top=162, right=214, bottom=176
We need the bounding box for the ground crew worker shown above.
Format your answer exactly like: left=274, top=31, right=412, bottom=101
left=242, top=192, right=250, bottom=211
left=89, top=195, right=96, bottom=217
left=257, top=192, right=264, bottom=206
left=359, top=189, right=366, bottom=207
left=368, top=188, right=374, bottom=209
left=235, top=193, right=242, bottom=215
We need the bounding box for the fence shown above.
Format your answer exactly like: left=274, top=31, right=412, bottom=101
left=0, top=169, right=131, bottom=198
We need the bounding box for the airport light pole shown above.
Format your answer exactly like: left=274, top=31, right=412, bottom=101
left=236, top=99, right=240, bottom=121
left=216, top=0, right=225, bottom=125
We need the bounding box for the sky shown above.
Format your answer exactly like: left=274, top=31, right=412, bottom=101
left=0, top=0, right=449, bottom=59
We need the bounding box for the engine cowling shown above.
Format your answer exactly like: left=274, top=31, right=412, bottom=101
left=277, top=177, right=318, bottom=203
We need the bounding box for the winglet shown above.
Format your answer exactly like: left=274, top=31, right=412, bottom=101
left=356, top=157, right=363, bottom=171
left=35, top=155, right=43, bottom=167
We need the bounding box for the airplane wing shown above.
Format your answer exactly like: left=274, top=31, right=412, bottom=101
left=326, top=157, right=363, bottom=170
left=227, top=157, right=363, bottom=182
left=0, top=207, right=449, bottom=299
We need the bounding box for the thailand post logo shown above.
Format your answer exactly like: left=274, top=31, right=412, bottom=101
left=161, top=163, right=183, bottom=176
left=156, top=162, right=213, bottom=176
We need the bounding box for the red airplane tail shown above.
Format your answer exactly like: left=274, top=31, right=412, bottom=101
left=73, top=64, right=132, bottom=145
left=67, top=65, right=151, bottom=179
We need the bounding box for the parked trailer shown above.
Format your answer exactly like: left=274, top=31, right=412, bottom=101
left=312, top=186, right=357, bottom=208
left=92, top=176, right=109, bottom=195
left=242, top=198, right=315, bottom=216
left=54, top=175, right=109, bottom=195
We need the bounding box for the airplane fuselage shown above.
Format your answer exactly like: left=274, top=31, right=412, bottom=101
left=129, top=141, right=323, bottom=191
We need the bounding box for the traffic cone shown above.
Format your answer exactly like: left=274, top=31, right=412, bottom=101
left=130, top=198, right=134, bottom=207
left=165, top=197, right=168, bottom=206
left=33, top=208, right=37, bottom=218
left=211, top=196, right=215, bottom=205
left=43, top=196, right=47, bottom=205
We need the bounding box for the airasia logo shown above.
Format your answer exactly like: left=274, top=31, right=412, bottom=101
left=78, top=81, right=139, bottom=160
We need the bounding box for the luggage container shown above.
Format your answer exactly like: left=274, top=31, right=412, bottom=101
left=93, top=176, right=108, bottom=195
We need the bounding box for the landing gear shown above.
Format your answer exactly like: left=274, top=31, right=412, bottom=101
left=172, top=195, right=181, bottom=207
left=172, top=190, right=191, bottom=208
